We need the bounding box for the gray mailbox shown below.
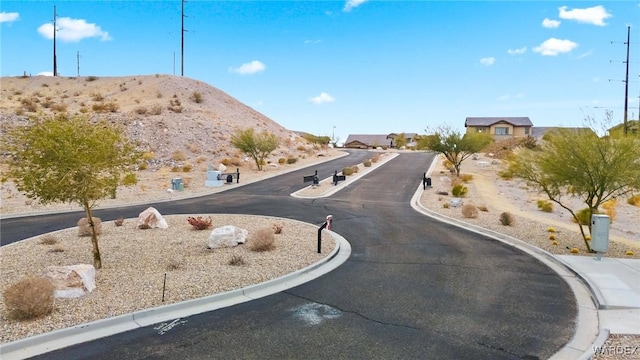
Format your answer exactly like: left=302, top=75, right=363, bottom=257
left=591, top=214, right=609, bottom=260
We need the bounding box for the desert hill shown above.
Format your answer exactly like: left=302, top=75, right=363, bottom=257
left=0, top=74, right=311, bottom=167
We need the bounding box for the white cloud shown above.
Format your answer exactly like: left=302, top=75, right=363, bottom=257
left=343, top=0, right=368, bottom=12
left=37, top=71, right=54, bottom=76
left=542, top=18, right=561, bottom=28
left=480, top=57, right=495, bottom=66
left=507, top=47, right=527, bottom=55
left=533, top=38, right=578, bottom=56
left=0, top=12, right=19, bottom=23
left=576, top=50, right=593, bottom=59
left=558, top=5, right=612, bottom=26
left=229, top=60, right=266, bottom=75
left=309, top=92, right=335, bottom=104
left=37, top=17, right=111, bottom=42
left=304, top=39, right=322, bottom=44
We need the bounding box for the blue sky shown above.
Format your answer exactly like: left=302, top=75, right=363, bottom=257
left=1, top=1, right=639, bottom=143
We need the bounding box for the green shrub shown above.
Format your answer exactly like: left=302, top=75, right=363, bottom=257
left=573, top=208, right=599, bottom=225
left=363, top=160, right=372, bottom=167
left=460, top=174, right=473, bottom=182
left=3, top=276, right=56, bottom=320
left=536, top=200, right=553, bottom=212
left=451, top=184, right=468, bottom=197
left=498, top=169, right=514, bottom=180
left=351, top=165, right=359, bottom=173
left=342, top=167, right=354, bottom=176
left=287, top=157, right=297, bottom=164
left=499, top=212, right=514, bottom=226
left=121, top=173, right=137, bottom=186
left=249, top=228, right=276, bottom=252
left=278, top=158, right=286, bottom=164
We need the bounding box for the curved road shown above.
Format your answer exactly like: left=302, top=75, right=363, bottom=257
left=2, top=150, right=576, bottom=359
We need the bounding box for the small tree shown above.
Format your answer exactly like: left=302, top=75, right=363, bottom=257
left=393, top=133, right=408, bottom=149
left=230, top=128, right=280, bottom=170
left=507, top=127, right=640, bottom=252
left=1, top=114, right=141, bottom=269
left=419, top=125, right=492, bottom=176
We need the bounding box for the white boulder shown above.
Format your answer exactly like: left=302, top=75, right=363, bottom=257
left=44, top=264, right=96, bottom=298
left=137, top=207, right=169, bottom=229
left=217, top=163, right=227, bottom=172
left=208, top=225, right=248, bottom=249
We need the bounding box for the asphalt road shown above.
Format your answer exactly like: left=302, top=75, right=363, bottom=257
left=2, top=150, right=577, bottom=359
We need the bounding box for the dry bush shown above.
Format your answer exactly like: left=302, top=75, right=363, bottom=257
left=92, top=101, right=119, bottom=113
left=187, top=143, right=201, bottom=154
left=182, top=163, right=193, bottom=172
left=149, top=103, right=163, bottom=115
left=51, top=103, right=68, bottom=112
left=172, top=150, right=187, bottom=161
left=249, top=228, right=276, bottom=252
left=135, top=106, right=148, bottom=115
left=342, top=167, right=354, bottom=176
left=287, top=157, right=297, bottom=164
left=187, top=216, right=212, bottom=230
left=627, top=194, right=640, bottom=206
left=228, top=254, right=246, bottom=266
left=272, top=223, right=283, bottom=234
left=351, top=165, right=359, bottom=173
left=91, top=92, right=105, bottom=101
left=371, top=154, right=380, bottom=163
left=3, top=276, right=56, bottom=320
left=363, top=160, right=372, bottom=167
left=477, top=205, right=489, bottom=212
left=192, top=91, right=204, bottom=103
left=499, top=212, right=514, bottom=226
left=114, top=217, right=124, bottom=226
left=49, top=245, right=65, bottom=253
left=460, top=174, right=473, bottom=183
left=77, top=217, right=102, bottom=237
left=461, top=204, right=478, bottom=218
left=166, top=259, right=183, bottom=271
left=38, top=234, right=58, bottom=245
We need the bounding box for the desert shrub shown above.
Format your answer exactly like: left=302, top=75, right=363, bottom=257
left=221, top=158, right=232, bottom=166
left=573, top=208, right=598, bottom=225
left=351, top=165, right=359, bottom=173
left=187, top=216, right=212, bottom=230
left=135, top=106, right=148, bottom=115
left=442, top=159, right=454, bottom=170
left=49, top=245, right=65, bottom=253
left=460, top=174, right=473, bottom=182
left=20, top=98, right=38, bottom=112
left=85, top=76, right=98, bottom=81
left=287, top=157, right=297, bottom=164
left=371, top=154, right=380, bottom=163
left=121, top=173, right=137, bottom=186
left=51, top=103, right=68, bottom=112
left=249, top=228, right=276, bottom=252
left=77, top=217, right=102, bottom=237
left=442, top=202, right=450, bottom=209
left=182, top=164, right=193, bottom=172
left=477, top=205, right=489, bottom=212
left=38, top=234, right=58, bottom=245
left=171, top=166, right=180, bottom=172
left=272, top=223, right=283, bottom=234
left=461, top=204, right=478, bottom=218
left=138, top=162, right=148, bottom=170
left=230, top=157, right=243, bottom=166
left=627, top=194, right=640, bottom=207
left=228, top=254, right=246, bottom=266
left=3, top=276, right=55, bottom=320
left=549, top=234, right=556, bottom=240
left=172, top=150, right=187, bottom=161
left=91, top=92, right=105, bottom=101
left=601, top=199, right=617, bottom=222
left=192, top=91, right=203, bottom=103
left=499, top=212, right=514, bottom=226
left=278, top=158, right=286, bottom=164
left=451, top=184, right=468, bottom=197
left=342, top=167, right=354, bottom=176
left=363, top=160, right=372, bottom=167
left=166, top=259, right=183, bottom=271
left=92, top=101, right=119, bottom=113
left=114, top=217, right=124, bottom=226
left=548, top=227, right=555, bottom=233
left=168, top=98, right=183, bottom=113
left=498, top=169, right=514, bottom=180
left=536, top=200, right=553, bottom=213
left=142, top=152, right=154, bottom=161
left=149, top=103, right=163, bottom=115
left=296, top=145, right=307, bottom=151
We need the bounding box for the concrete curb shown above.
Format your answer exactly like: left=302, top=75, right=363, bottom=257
left=0, top=231, right=351, bottom=360
left=413, top=156, right=601, bottom=360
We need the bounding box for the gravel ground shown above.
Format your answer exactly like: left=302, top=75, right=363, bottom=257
left=0, top=215, right=335, bottom=344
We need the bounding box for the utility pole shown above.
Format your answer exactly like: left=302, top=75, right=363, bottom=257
left=181, top=0, right=187, bottom=77
left=77, top=51, right=80, bottom=77
left=623, top=25, right=630, bottom=136
left=53, top=5, right=58, bottom=77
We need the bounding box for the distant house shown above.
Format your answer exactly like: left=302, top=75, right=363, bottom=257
left=608, top=120, right=639, bottom=137
left=343, top=133, right=418, bottom=149
left=465, top=117, right=533, bottom=140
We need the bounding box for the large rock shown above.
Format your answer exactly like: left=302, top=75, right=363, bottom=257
left=137, top=207, right=168, bottom=229
left=77, top=217, right=102, bottom=237
left=43, top=264, right=96, bottom=298
left=208, top=225, right=248, bottom=249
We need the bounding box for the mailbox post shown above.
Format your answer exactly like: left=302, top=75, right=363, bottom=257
left=591, top=214, right=610, bottom=261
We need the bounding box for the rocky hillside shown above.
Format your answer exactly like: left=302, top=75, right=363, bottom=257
left=0, top=74, right=311, bottom=168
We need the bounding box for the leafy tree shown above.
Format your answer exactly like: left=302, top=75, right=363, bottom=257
left=230, top=128, right=280, bottom=171
left=393, top=133, right=408, bottom=149
left=1, top=114, right=141, bottom=269
left=419, top=125, right=492, bottom=176
left=507, top=128, right=640, bottom=252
